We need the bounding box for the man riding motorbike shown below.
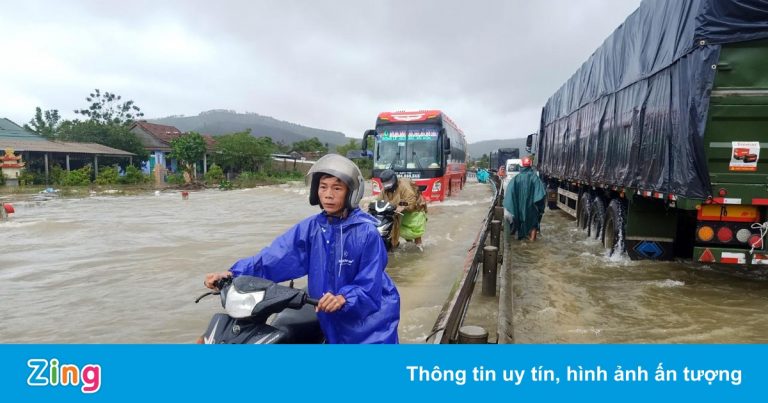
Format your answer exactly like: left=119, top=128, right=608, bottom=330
left=377, top=169, right=428, bottom=251
left=204, top=154, right=400, bottom=343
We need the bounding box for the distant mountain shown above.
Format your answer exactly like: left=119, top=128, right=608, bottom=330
left=149, top=110, right=347, bottom=146
left=468, top=138, right=529, bottom=159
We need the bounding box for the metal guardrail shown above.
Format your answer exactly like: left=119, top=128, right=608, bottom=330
left=427, top=174, right=503, bottom=343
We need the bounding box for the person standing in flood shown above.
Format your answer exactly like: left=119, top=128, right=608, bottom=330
left=503, top=156, right=546, bottom=241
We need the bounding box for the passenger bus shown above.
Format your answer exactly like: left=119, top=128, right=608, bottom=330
left=361, top=110, right=468, bottom=202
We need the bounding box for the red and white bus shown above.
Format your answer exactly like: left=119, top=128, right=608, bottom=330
left=362, top=110, right=468, bottom=202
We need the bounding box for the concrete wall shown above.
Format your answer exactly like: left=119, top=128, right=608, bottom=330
left=270, top=157, right=314, bottom=175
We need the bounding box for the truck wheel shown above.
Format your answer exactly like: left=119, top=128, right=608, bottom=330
left=577, top=193, right=591, bottom=230
left=588, top=196, right=606, bottom=239
left=603, top=199, right=627, bottom=255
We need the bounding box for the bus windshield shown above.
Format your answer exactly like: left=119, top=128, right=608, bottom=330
left=374, top=125, right=441, bottom=170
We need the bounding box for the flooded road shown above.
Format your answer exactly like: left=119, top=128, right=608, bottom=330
left=0, top=182, right=492, bottom=343
left=6, top=181, right=766, bottom=344
left=505, top=210, right=768, bottom=343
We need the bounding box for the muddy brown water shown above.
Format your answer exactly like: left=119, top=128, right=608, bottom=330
left=0, top=182, right=492, bottom=343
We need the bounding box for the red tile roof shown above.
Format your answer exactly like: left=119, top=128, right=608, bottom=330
left=133, top=121, right=216, bottom=150
left=133, top=121, right=183, bottom=144
left=202, top=135, right=216, bottom=148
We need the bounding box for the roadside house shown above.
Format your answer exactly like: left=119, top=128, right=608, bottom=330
left=129, top=121, right=215, bottom=181
left=0, top=118, right=134, bottom=186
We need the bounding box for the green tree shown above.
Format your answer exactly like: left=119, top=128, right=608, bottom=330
left=120, top=165, right=149, bottom=184
left=335, top=138, right=373, bottom=172
left=95, top=166, right=119, bottom=185
left=291, top=137, right=327, bottom=153
left=59, top=165, right=92, bottom=186
left=74, top=89, right=144, bottom=126
left=213, top=131, right=276, bottom=173
left=24, top=107, right=61, bottom=138
left=335, top=137, right=374, bottom=156
left=169, top=132, right=207, bottom=183
left=274, top=140, right=291, bottom=154
left=334, top=138, right=359, bottom=156
left=476, top=153, right=489, bottom=169
left=204, top=163, right=225, bottom=184
left=58, top=120, right=149, bottom=165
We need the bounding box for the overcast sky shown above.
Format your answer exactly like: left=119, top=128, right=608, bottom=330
left=0, top=0, right=642, bottom=143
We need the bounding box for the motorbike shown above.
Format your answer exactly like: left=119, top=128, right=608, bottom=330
left=368, top=200, right=398, bottom=251
left=195, top=276, right=324, bottom=344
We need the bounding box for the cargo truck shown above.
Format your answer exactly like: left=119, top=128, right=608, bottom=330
left=490, top=148, right=519, bottom=173
left=531, top=0, right=768, bottom=270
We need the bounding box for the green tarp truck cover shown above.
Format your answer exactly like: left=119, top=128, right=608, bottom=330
left=537, top=0, right=768, bottom=199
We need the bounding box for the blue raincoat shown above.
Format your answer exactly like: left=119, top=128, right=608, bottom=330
left=229, top=207, right=400, bottom=344
left=476, top=169, right=489, bottom=183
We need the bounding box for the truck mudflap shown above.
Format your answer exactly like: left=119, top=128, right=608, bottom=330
left=694, top=247, right=768, bottom=267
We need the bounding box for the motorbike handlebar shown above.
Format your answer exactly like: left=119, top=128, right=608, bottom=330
left=199, top=276, right=320, bottom=308
left=305, top=297, right=319, bottom=306
left=195, top=276, right=232, bottom=303
left=214, top=277, right=232, bottom=290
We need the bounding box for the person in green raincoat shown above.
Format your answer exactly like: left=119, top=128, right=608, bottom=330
left=503, top=156, right=546, bottom=241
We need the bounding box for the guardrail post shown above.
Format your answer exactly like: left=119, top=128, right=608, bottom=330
left=494, top=206, right=504, bottom=222
left=490, top=219, right=504, bottom=265
left=482, top=246, right=498, bottom=296
left=458, top=325, right=489, bottom=344
left=490, top=220, right=501, bottom=249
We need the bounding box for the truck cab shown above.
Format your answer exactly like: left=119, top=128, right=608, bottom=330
left=502, top=158, right=522, bottom=191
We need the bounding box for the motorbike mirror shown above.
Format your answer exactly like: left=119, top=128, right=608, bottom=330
left=362, top=129, right=377, bottom=153
left=526, top=133, right=536, bottom=153
left=346, top=150, right=366, bottom=159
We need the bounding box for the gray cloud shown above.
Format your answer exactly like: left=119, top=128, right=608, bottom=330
left=0, top=0, right=641, bottom=142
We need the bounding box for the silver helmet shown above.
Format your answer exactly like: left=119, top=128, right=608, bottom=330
left=306, top=154, right=365, bottom=210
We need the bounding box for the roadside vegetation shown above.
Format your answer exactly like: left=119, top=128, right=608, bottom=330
left=5, top=89, right=373, bottom=198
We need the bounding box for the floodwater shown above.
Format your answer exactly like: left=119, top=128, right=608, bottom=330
left=5, top=181, right=767, bottom=344
left=504, top=210, right=768, bottom=343
left=0, top=182, right=492, bottom=343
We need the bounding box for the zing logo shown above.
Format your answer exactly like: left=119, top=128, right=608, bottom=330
left=27, top=358, right=101, bottom=394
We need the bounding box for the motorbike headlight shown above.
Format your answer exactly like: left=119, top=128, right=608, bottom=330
left=225, top=289, right=265, bottom=318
